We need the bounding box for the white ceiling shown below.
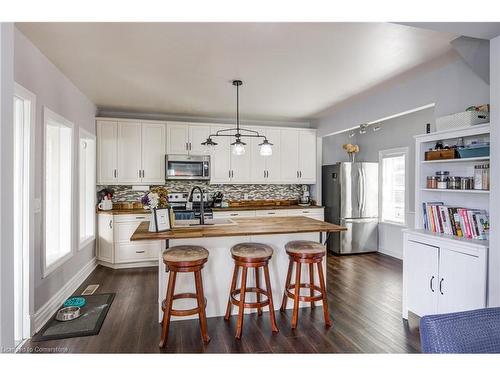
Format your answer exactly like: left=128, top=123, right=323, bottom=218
left=16, top=22, right=457, bottom=121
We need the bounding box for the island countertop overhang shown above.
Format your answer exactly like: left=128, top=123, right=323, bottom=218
left=130, top=216, right=347, bottom=241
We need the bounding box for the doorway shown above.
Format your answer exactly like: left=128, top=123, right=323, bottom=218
left=13, top=83, right=35, bottom=346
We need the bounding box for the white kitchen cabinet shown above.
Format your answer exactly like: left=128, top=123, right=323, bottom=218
left=212, top=210, right=256, bottom=219
left=402, top=230, right=488, bottom=319
left=97, top=120, right=118, bottom=184
left=213, top=208, right=324, bottom=220
left=249, top=127, right=281, bottom=183
left=141, top=122, right=166, bottom=184
left=230, top=136, right=252, bottom=183
left=97, top=119, right=166, bottom=185
left=280, top=129, right=317, bottom=184
left=254, top=209, right=289, bottom=217
left=210, top=125, right=232, bottom=183
left=287, top=208, right=324, bottom=221
left=117, top=121, right=143, bottom=183
left=97, top=214, right=161, bottom=268
left=167, top=122, right=210, bottom=155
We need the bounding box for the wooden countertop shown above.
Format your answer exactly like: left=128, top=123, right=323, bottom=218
left=212, top=205, right=324, bottom=211
left=130, top=216, right=346, bottom=241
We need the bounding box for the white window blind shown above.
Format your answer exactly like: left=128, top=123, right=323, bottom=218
left=44, top=108, right=73, bottom=275
left=79, top=130, right=96, bottom=248
left=380, top=149, right=407, bottom=225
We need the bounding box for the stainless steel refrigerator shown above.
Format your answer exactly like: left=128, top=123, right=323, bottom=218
left=322, top=162, right=379, bottom=254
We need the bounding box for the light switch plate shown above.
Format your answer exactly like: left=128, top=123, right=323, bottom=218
left=34, top=198, right=42, bottom=213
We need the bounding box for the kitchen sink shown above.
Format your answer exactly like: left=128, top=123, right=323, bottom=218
left=173, top=218, right=237, bottom=228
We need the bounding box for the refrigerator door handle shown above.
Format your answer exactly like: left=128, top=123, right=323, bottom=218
left=360, top=167, right=366, bottom=215
left=357, top=166, right=363, bottom=214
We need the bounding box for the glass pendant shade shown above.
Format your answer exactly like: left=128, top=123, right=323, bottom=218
left=259, top=142, right=273, bottom=156
left=232, top=142, right=246, bottom=155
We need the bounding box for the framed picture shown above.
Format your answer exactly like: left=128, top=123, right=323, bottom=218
left=151, top=208, right=171, bottom=232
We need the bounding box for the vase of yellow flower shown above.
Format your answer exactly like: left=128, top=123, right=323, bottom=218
left=342, top=143, right=360, bottom=162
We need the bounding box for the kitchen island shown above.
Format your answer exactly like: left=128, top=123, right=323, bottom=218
left=131, top=216, right=346, bottom=321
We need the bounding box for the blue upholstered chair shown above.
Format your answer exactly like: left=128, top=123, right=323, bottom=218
left=420, top=307, right=500, bottom=353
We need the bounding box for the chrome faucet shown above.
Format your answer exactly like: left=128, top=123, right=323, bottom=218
left=188, top=186, right=205, bottom=225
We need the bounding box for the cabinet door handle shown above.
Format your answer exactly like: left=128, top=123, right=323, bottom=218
left=439, top=278, right=444, bottom=295
left=267, top=212, right=276, bottom=215
left=114, top=169, right=117, bottom=178
left=230, top=213, right=238, bottom=216
left=139, top=170, right=141, bottom=177
left=300, top=171, right=302, bottom=178
left=142, top=170, right=145, bottom=178
left=189, top=142, right=192, bottom=151
left=135, top=216, right=146, bottom=220
left=429, top=276, right=435, bottom=292
left=135, top=250, right=145, bottom=254
left=229, top=170, right=231, bottom=178
left=109, top=220, right=113, bottom=229
left=297, top=171, right=299, bottom=178
left=186, top=142, right=189, bottom=151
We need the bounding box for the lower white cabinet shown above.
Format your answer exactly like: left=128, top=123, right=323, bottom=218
left=402, top=230, right=488, bottom=319
left=97, top=214, right=162, bottom=268
left=213, top=208, right=324, bottom=220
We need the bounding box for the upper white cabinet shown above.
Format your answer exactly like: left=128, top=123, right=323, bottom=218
left=98, top=118, right=317, bottom=185
left=97, top=119, right=166, bottom=185
left=166, top=122, right=210, bottom=155
left=280, top=129, right=317, bottom=184
left=97, top=120, right=118, bottom=184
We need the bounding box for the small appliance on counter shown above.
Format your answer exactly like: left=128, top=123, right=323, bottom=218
left=299, top=185, right=311, bottom=206
left=212, top=192, right=224, bottom=208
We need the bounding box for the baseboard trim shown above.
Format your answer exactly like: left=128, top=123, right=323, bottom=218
left=97, top=260, right=158, bottom=269
left=378, top=248, right=403, bottom=260
left=32, top=257, right=98, bottom=334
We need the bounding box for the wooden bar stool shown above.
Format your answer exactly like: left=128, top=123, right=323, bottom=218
left=224, top=242, right=279, bottom=339
left=159, top=245, right=210, bottom=348
left=280, top=240, right=331, bottom=329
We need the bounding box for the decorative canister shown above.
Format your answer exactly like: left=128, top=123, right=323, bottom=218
left=447, top=176, right=461, bottom=190
left=435, top=171, right=449, bottom=189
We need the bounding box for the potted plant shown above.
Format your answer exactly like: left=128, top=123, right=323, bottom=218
left=342, top=143, right=360, bottom=162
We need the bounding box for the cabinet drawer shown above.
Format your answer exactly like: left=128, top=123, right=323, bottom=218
left=287, top=208, right=324, bottom=218
left=213, top=210, right=256, bottom=218
left=255, top=210, right=288, bottom=217
left=115, top=242, right=160, bottom=263
left=114, top=214, right=150, bottom=223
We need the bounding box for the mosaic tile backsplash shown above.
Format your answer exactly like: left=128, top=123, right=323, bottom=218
left=97, top=181, right=306, bottom=202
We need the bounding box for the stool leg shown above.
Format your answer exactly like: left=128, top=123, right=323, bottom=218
left=194, top=270, right=211, bottom=343
left=263, top=264, right=279, bottom=333
left=291, top=262, right=301, bottom=329
left=225, top=264, right=239, bottom=321
left=235, top=267, right=248, bottom=339
left=317, top=260, right=332, bottom=327
left=159, top=271, right=177, bottom=348
left=309, top=263, right=316, bottom=309
left=280, top=259, right=294, bottom=312
left=255, top=267, right=263, bottom=316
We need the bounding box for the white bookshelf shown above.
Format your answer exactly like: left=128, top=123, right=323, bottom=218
left=413, top=124, right=490, bottom=245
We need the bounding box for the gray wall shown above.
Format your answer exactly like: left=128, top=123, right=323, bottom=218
left=322, top=107, right=435, bottom=258
left=14, top=28, right=97, bottom=312
left=314, top=50, right=489, bottom=137
left=489, top=36, right=500, bottom=307
left=0, top=22, right=15, bottom=350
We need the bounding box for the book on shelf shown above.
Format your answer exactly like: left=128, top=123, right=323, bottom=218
left=422, top=202, right=489, bottom=240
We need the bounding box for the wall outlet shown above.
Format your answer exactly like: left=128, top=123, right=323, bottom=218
left=243, top=193, right=249, bottom=200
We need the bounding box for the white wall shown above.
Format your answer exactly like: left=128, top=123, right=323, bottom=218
left=314, top=50, right=489, bottom=137
left=14, top=28, right=97, bottom=314
left=322, top=108, right=435, bottom=259
left=0, top=22, right=15, bottom=350
left=489, top=36, right=500, bottom=307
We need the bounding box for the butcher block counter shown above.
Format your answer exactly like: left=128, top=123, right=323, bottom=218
left=130, top=216, right=345, bottom=240
left=129, top=216, right=346, bottom=322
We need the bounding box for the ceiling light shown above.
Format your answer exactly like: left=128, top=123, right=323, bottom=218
left=372, top=125, right=381, bottom=132
left=359, top=123, right=368, bottom=134
left=200, top=80, right=273, bottom=157
left=348, top=131, right=356, bottom=138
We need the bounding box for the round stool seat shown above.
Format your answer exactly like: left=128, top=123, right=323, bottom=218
left=231, top=242, right=273, bottom=259
left=163, top=245, right=209, bottom=263
left=285, top=240, right=325, bottom=256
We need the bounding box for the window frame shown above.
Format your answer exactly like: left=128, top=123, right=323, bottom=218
left=42, top=107, right=74, bottom=278
left=78, top=128, right=96, bottom=250
left=378, top=146, right=409, bottom=226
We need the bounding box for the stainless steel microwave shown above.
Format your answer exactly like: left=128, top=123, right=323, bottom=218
left=165, top=154, right=210, bottom=180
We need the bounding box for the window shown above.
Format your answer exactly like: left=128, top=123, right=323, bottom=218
left=379, top=147, right=408, bottom=225
left=79, top=129, right=96, bottom=249
left=44, top=108, right=73, bottom=276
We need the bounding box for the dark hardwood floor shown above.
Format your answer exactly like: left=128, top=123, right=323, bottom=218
left=23, top=253, right=421, bottom=353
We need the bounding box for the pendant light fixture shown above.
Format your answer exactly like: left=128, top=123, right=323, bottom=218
left=201, top=80, right=273, bottom=156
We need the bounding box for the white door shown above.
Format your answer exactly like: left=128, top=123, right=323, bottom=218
left=280, top=129, right=299, bottom=183
left=167, top=122, right=189, bottom=155
left=249, top=127, right=267, bottom=183
left=141, top=122, right=166, bottom=184
left=405, top=240, right=439, bottom=317
left=97, top=215, right=114, bottom=263
left=264, top=128, right=281, bottom=183
left=210, top=126, right=231, bottom=183
left=437, top=248, right=487, bottom=314
left=117, top=121, right=142, bottom=183
left=230, top=135, right=252, bottom=183
left=188, top=125, right=210, bottom=155
left=298, top=130, right=317, bottom=183
left=97, top=120, right=118, bottom=184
